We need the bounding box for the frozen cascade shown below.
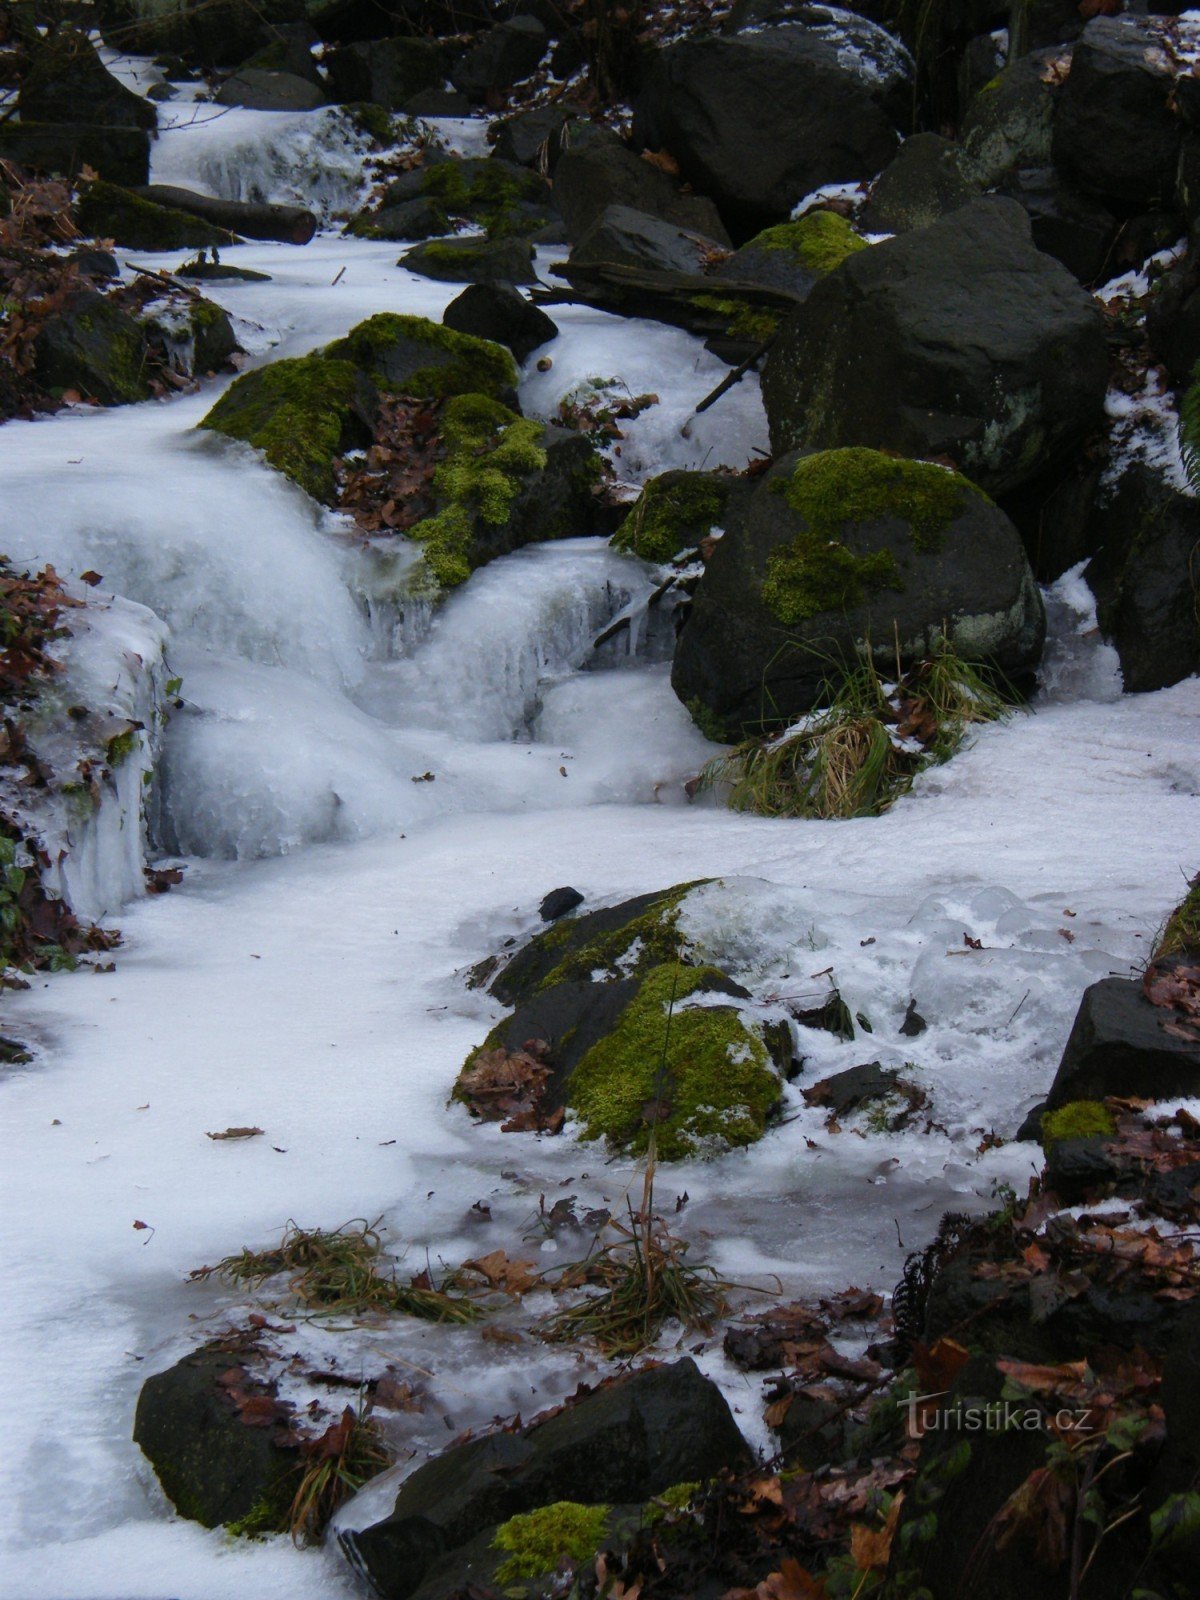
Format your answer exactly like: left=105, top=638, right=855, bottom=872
left=2, top=58, right=1200, bottom=1600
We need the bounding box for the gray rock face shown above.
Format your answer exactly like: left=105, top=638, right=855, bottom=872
left=1046, top=968, right=1200, bottom=1109
left=34, top=288, right=153, bottom=407
left=451, top=16, right=547, bottom=100
left=859, top=134, right=977, bottom=235
left=442, top=283, right=558, bottom=364
left=1053, top=16, right=1184, bottom=208
left=341, top=1359, right=749, bottom=1600
left=552, top=124, right=730, bottom=246
left=632, top=26, right=902, bottom=237
left=214, top=67, right=326, bottom=110
left=568, top=204, right=728, bottom=276
left=489, top=103, right=582, bottom=170
left=670, top=447, right=1046, bottom=739
left=998, top=166, right=1117, bottom=286
left=1086, top=464, right=1200, bottom=695
left=760, top=197, right=1109, bottom=498
left=958, top=46, right=1071, bottom=188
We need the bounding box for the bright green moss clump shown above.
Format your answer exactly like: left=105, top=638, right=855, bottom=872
left=762, top=448, right=981, bottom=625
left=408, top=393, right=546, bottom=588
left=613, top=472, right=732, bottom=564
left=493, top=1502, right=610, bottom=1583
left=1041, top=1100, right=1117, bottom=1147
left=1155, top=874, right=1200, bottom=959
left=568, top=963, right=780, bottom=1159
left=420, top=158, right=547, bottom=237
left=750, top=211, right=867, bottom=275
left=200, top=355, right=371, bottom=503
left=323, top=312, right=517, bottom=402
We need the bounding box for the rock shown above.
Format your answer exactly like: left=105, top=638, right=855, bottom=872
left=632, top=26, right=902, bottom=238
left=143, top=297, right=241, bottom=378
left=490, top=103, right=581, bottom=170
left=958, top=46, right=1071, bottom=188
left=859, top=134, right=977, bottom=235
left=460, top=884, right=789, bottom=1159
left=404, top=1506, right=641, bottom=1600
left=133, top=1341, right=297, bottom=1529
left=200, top=354, right=379, bottom=502
left=900, top=999, right=927, bottom=1037
left=323, top=35, right=445, bottom=108
left=802, top=1061, right=913, bottom=1119
left=568, top=204, right=728, bottom=277
left=95, top=0, right=306, bottom=68
left=1053, top=16, right=1184, bottom=209
left=551, top=124, right=730, bottom=247
left=347, top=197, right=447, bottom=242
left=34, top=288, right=152, bottom=406
left=442, top=283, right=558, bottom=364
left=670, top=447, right=1045, bottom=738
left=323, top=313, right=519, bottom=404
left=0, top=121, right=150, bottom=187
left=612, top=471, right=737, bottom=564
left=403, top=87, right=471, bottom=117
left=20, top=30, right=157, bottom=130
left=76, top=181, right=240, bottom=250
left=66, top=246, right=120, bottom=281
left=710, top=210, right=865, bottom=298
left=401, top=236, right=537, bottom=285
left=137, top=184, right=317, bottom=244
left=1086, top=463, right=1200, bottom=693
left=1147, top=244, right=1200, bottom=386
left=539, top=886, right=583, bottom=921
left=238, top=24, right=324, bottom=86
left=342, top=1359, right=750, bottom=1600
left=174, top=257, right=273, bottom=283
left=760, top=197, right=1109, bottom=498
left=451, top=16, right=547, bottom=102
left=1045, top=967, right=1200, bottom=1109
left=357, top=156, right=554, bottom=240
left=998, top=165, right=1117, bottom=286
left=213, top=66, right=326, bottom=110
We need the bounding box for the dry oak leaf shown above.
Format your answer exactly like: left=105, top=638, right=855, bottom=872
left=851, top=1491, right=904, bottom=1571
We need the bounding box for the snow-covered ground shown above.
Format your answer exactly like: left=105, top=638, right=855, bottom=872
left=1, top=76, right=1199, bottom=1600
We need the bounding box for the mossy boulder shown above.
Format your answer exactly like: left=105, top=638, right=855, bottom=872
left=715, top=210, right=865, bottom=293
left=1040, top=1099, right=1117, bottom=1147
left=76, top=180, right=239, bottom=251
left=20, top=29, right=158, bottom=130
left=460, top=884, right=789, bottom=1159
left=323, top=312, right=518, bottom=404
left=400, top=235, right=536, bottom=285
left=142, top=296, right=240, bottom=378
left=761, top=197, right=1109, bottom=498
left=0, top=121, right=150, bottom=187
left=199, top=354, right=378, bottom=502
left=351, top=155, right=554, bottom=241
left=671, top=447, right=1045, bottom=738
left=859, top=133, right=977, bottom=235
left=613, top=471, right=735, bottom=565
left=958, top=46, right=1066, bottom=188
left=324, top=35, right=447, bottom=110
left=403, top=1502, right=636, bottom=1600
left=133, top=1341, right=298, bottom=1529
left=33, top=287, right=152, bottom=405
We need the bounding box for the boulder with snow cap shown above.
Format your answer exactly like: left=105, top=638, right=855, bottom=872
left=760, top=197, right=1109, bottom=497
left=670, top=446, right=1045, bottom=740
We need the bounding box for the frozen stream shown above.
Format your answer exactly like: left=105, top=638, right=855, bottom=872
left=1, top=87, right=1200, bottom=1600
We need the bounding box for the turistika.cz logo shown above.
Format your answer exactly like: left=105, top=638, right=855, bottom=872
left=905, top=1391, right=1095, bottom=1437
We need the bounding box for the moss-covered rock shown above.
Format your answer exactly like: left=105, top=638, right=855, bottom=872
left=75, top=180, right=240, bottom=250
left=142, top=295, right=240, bottom=378
left=323, top=312, right=518, bottom=403
left=352, top=155, right=554, bottom=242
left=493, top=1501, right=611, bottom=1582
left=401, top=235, right=536, bottom=285
left=33, top=287, right=152, bottom=405
left=199, top=355, right=378, bottom=502
left=749, top=211, right=867, bottom=274
left=1040, top=1099, right=1117, bottom=1147
left=613, top=471, right=733, bottom=565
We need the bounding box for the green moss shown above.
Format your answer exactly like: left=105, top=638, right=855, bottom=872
left=750, top=211, right=867, bottom=275
left=323, top=312, right=517, bottom=403
left=685, top=695, right=729, bottom=744
left=1156, top=874, right=1200, bottom=958
left=76, top=181, right=236, bottom=250
left=613, top=472, right=732, bottom=564
left=105, top=725, right=141, bottom=767
left=420, top=157, right=546, bottom=238
left=535, top=883, right=698, bottom=992
left=762, top=448, right=981, bottom=625
left=343, top=101, right=398, bottom=145
left=492, top=1502, right=610, bottom=1582
left=568, top=962, right=780, bottom=1159
left=1040, top=1100, right=1117, bottom=1147
left=690, top=294, right=780, bottom=344
left=407, top=394, right=546, bottom=589
left=199, top=355, right=370, bottom=503
left=645, top=1481, right=700, bottom=1524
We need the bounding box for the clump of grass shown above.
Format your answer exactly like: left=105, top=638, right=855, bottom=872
left=1154, top=873, right=1200, bottom=959
left=191, top=1218, right=481, bottom=1324
left=700, top=642, right=1016, bottom=821
left=288, top=1404, right=390, bottom=1546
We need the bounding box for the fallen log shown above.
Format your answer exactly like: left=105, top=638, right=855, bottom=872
left=135, top=185, right=318, bottom=245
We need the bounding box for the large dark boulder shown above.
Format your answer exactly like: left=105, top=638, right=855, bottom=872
left=20, top=31, right=157, bottom=130
left=567, top=205, right=728, bottom=276
left=1147, top=244, right=1200, bottom=386
left=133, top=1342, right=298, bottom=1529
left=551, top=124, right=730, bottom=246
left=355, top=155, right=555, bottom=241
left=442, top=283, right=558, bottom=364
left=490, top=103, right=582, bottom=170
left=998, top=165, right=1118, bottom=286
left=1052, top=16, right=1184, bottom=209
left=632, top=25, right=903, bottom=238
left=451, top=16, right=547, bottom=101
left=670, top=447, right=1045, bottom=738
left=1086, top=463, right=1200, bottom=693
left=1045, top=965, right=1200, bottom=1109
left=401, top=236, right=536, bottom=284
left=0, top=122, right=150, bottom=186
left=34, top=288, right=153, bottom=406
left=342, top=1359, right=750, bottom=1600
left=213, top=66, right=327, bottom=110
left=323, top=35, right=446, bottom=108
left=760, top=197, right=1109, bottom=498
left=958, top=46, right=1071, bottom=189
left=859, top=134, right=978, bottom=235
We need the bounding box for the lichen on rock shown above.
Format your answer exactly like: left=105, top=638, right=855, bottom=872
left=613, top=471, right=733, bottom=565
